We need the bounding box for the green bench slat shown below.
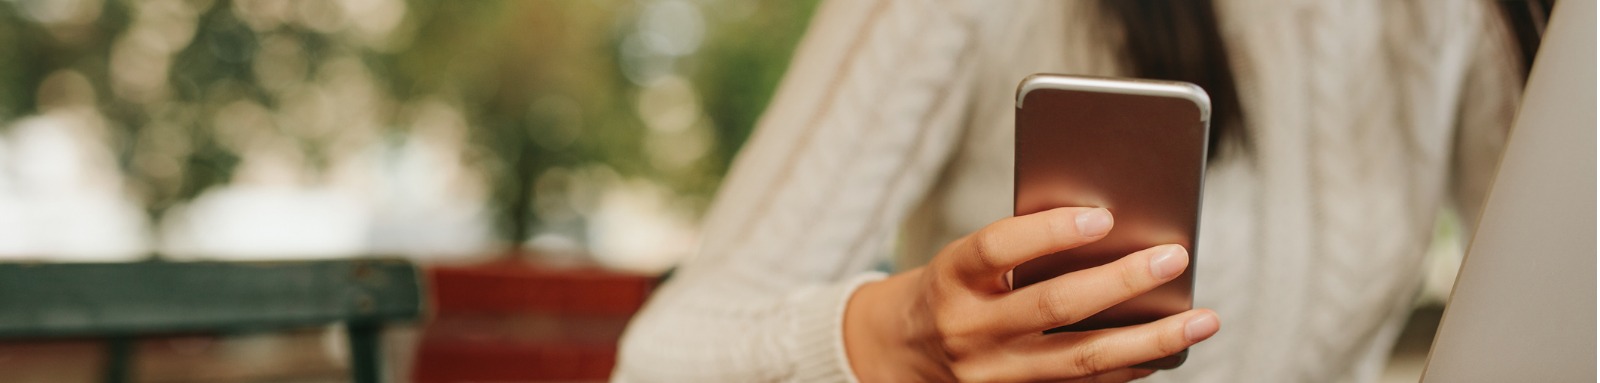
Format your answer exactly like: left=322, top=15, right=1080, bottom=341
left=0, top=259, right=424, bottom=339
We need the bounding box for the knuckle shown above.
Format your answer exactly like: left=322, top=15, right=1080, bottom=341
left=931, top=313, right=972, bottom=348
left=1068, top=342, right=1109, bottom=377
left=1035, top=286, right=1081, bottom=326
left=939, top=340, right=977, bottom=363
left=1159, top=322, right=1190, bottom=354
left=929, top=312, right=995, bottom=361
left=1046, top=209, right=1076, bottom=241
left=1119, top=257, right=1149, bottom=294
left=969, top=229, right=1004, bottom=271
left=930, top=316, right=958, bottom=339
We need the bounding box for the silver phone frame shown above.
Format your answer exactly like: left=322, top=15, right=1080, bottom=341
left=1015, top=74, right=1213, bottom=122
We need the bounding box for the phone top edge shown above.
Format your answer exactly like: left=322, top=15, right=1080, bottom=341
left=1015, top=74, right=1212, bottom=122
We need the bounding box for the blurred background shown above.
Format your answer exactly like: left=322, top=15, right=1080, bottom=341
left=0, top=0, right=1466, bottom=382
left=0, top=0, right=820, bottom=381
left=0, top=0, right=824, bottom=271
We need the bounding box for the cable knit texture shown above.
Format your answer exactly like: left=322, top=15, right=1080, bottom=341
left=614, top=1, right=1521, bottom=382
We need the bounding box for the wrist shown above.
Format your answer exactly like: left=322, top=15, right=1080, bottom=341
left=843, top=268, right=945, bottom=382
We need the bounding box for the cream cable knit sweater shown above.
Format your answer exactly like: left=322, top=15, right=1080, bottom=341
left=615, top=1, right=1521, bottom=382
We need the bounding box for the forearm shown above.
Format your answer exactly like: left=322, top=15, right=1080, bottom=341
left=615, top=272, right=886, bottom=382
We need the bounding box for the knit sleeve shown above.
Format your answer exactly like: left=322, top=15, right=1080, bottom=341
left=612, top=0, right=983, bottom=382
left=1449, top=2, right=1522, bottom=236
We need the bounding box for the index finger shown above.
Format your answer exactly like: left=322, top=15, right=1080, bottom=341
left=943, top=207, right=1113, bottom=291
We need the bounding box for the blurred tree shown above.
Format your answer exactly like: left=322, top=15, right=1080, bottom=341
left=0, top=0, right=818, bottom=255
left=684, top=1, right=819, bottom=199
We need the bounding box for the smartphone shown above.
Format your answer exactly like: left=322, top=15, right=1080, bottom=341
left=1011, top=74, right=1210, bottom=369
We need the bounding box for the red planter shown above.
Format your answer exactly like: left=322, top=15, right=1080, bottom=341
left=413, top=259, right=657, bottom=382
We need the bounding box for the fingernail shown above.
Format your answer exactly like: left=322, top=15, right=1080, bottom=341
left=1148, top=246, right=1187, bottom=280
left=1184, top=312, right=1220, bottom=343
left=1075, top=208, right=1111, bottom=237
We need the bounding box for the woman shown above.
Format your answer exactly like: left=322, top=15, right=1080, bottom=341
left=616, top=0, right=1522, bottom=381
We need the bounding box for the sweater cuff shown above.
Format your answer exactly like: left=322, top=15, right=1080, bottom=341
left=786, top=272, right=889, bottom=383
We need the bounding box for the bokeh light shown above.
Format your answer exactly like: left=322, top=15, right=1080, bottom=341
left=0, top=0, right=821, bottom=272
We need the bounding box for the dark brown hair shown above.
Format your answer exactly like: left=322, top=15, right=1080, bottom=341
left=1100, top=0, right=1245, bottom=161
left=1103, top=1, right=1550, bottom=162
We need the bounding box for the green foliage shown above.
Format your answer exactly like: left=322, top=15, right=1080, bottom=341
left=0, top=0, right=819, bottom=247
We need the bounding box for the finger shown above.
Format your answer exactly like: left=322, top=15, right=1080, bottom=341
left=1061, top=368, right=1156, bottom=383
left=943, top=207, right=1113, bottom=291
left=990, top=244, right=1189, bottom=335
left=1013, top=309, right=1220, bottom=379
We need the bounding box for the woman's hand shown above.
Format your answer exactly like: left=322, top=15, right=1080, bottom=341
left=844, top=207, right=1219, bottom=382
